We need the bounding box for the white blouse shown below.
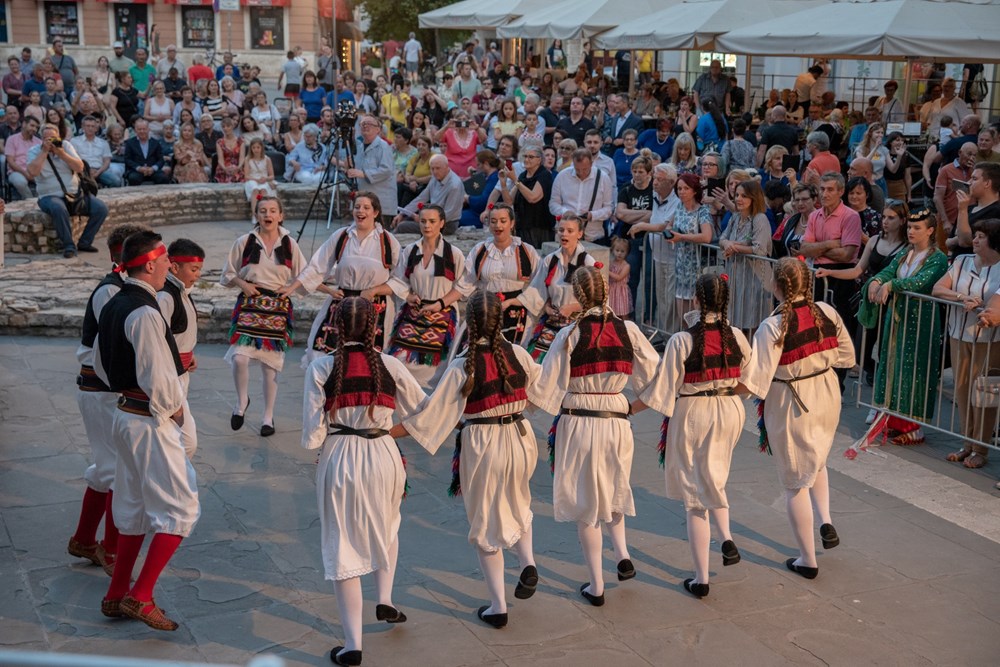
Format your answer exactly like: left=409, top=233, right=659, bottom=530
left=296, top=224, right=404, bottom=295
left=454, top=238, right=540, bottom=296
left=520, top=245, right=596, bottom=316
left=389, top=236, right=466, bottom=301
left=220, top=228, right=307, bottom=292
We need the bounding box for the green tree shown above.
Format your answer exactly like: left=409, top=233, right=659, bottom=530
left=355, top=0, right=465, bottom=51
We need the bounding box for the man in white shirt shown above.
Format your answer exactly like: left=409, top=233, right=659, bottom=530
left=71, top=116, right=120, bottom=188
left=584, top=129, right=617, bottom=186
left=155, top=45, right=186, bottom=81
left=402, top=33, right=422, bottom=85
left=549, top=148, right=614, bottom=242
left=645, top=163, right=680, bottom=332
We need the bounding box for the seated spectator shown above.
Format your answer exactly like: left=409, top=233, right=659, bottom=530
left=5, top=115, right=41, bottom=199
left=70, top=115, right=121, bottom=188
left=162, top=67, right=186, bottom=104
left=397, top=134, right=433, bottom=208
left=70, top=88, right=106, bottom=133
left=106, top=124, right=127, bottom=183
left=696, top=99, right=728, bottom=152
left=158, top=120, right=178, bottom=180
left=238, top=115, right=265, bottom=144
left=214, top=115, right=245, bottom=184
left=172, top=122, right=210, bottom=184
left=172, top=86, right=203, bottom=127
left=26, top=122, right=108, bottom=257
left=110, top=71, right=140, bottom=129
left=195, top=112, right=222, bottom=172
left=125, top=118, right=170, bottom=185
left=460, top=149, right=500, bottom=228
left=284, top=123, right=327, bottom=184
left=391, top=153, right=464, bottom=234
left=23, top=90, right=45, bottom=126
left=46, top=107, right=72, bottom=141
left=40, top=77, right=69, bottom=115
left=281, top=112, right=303, bottom=154
left=243, top=137, right=276, bottom=203
left=250, top=91, right=278, bottom=143
left=392, top=126, right=416, bottom=172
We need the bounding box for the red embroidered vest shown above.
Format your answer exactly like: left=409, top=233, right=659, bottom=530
left=568, top=315, right=634, bottom=378
left=323, top=349, right=397, bottom=412
left=779, top=303, right=839, bottom=365
left=465, top=342, right=528, bottom=414
left=683, top=322, right=743, bottom=384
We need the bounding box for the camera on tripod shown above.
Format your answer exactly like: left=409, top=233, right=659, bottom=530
left=334, top=100, right=357, bottom=131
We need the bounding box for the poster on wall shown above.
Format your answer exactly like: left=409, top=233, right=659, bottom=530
left=250, top=7, right=284, bottom=51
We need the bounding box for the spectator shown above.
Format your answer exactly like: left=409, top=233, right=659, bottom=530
left=40, top=77, right=70, bottom=115
left=627, top=163, right=680, bottom=330
left=173, top=121, right=210, bottom=184
left=277, top=50, right=303, bottom=100
left=934, top=142, right=977, bottom=250
left=756, top=106, right=799, bottom=168
left=391, top=127, right=416, bottom=173
left=220, top=75, right=244, bottom=110
left=460, top=150, right=501, bottom=228
left=637, top=118, right=675, bottom=163
left=187, top=54, right=213, bottom=87
left=584, top=128, right=617, bottom=187
left=51, top=38, right=79, bottom=101
left=242, top=137, right=275, bottom=202
left=5, top=116, right=41, bottom=199
left=691, top=59, right=730, bottom=111
left=285, top=123, right=327, bottom=184
left=845, top=176, right=883, bottom=243
left=953, top=162, right=1000, bottom=253
left=718, top=179, right=773, bottom=330
left=542, top=145, right=558, bottom=175
left=23, top=91, right=44, bottom=126
left=435, top=111, right=485, bottom=179
left=602, top=94, right=644, bottom=156
left=612, top=129, right=641, bottom=188
left=19, top=47, right=37, bottom=79
left=539, top=94, right=565, bottom=146
left=854, top=123, right=889, bottom=192
left=71, top=116, right=119, bottom=188
left=3, top=57, right=25, bottom=108
left=502, top=144, right=553, bottom=248
left=556, top=96, right=595, bottom=146
left=215, top=52, right=240, bottom=82
left=549, top=147, right=614, bottom=242
left=975, top=128, right=1000, bottom=164
left=402, top=32, right=422, bottom=85
left=728, top=75, right=746, bottom=116
left=214, top=116, right=245, bottom=184
left=0, top=105, right=21, bottom=145
left=143, top=80, right=174, bottom=139
left=343, top=114, right=398, bottom=216
left=22, top=66, right=47, bottom=102
left=669, top=132, right=698, bottom=176
left=793, top=62, right=827, bottom=112
left=776, top=183, right=818, bottom=259
left=26, top=123, right=108, bottom=257
left=352, top=80, right=376, bottom=115
left=161, top=67, right=185, bottom=104
left=172, top=86, right=203, bottom=127
left=616, top=154, right=655, bottom=312
left=849, top=106, right=881, bottom=157
left=847, top=157, right=886, bottom=216
left=940, top=115, right=983, bottom=164
left=556, top=138, right=577, bottom=172
left=196, top=113, right=222, bottom=171
left=380, top=80, right=411, bottom=139
left=721, top=118, right=756, bottom=171
left=393, top=154, right=464, bottom=234
left=45, top=107, right=71, bottom=141
left=71, top=83, right=107, bottom=131
left=884, top=131, right=913, bottom=202
left=674, top=96, right=698, bottom=137
left=156, top=45, right=186, bottom=81
left=877, top=80, right=904, bottom=124
left=670, top=172, right=715, bottom=318
left=128, top=48, right=156, bottom=101
left=158, top=119, right=178, bottom=178
left=452, top=62, right=482, bottom=100
left=765, top=180, right=791, bottom=235
left=546, top=39, right=567, bottom=70
left=696, top=99, right=728, bottom=153
left=926, top=78, right=971, bottom=141
left=324, top=75, right=354, bottom=109
left=280, top=112, right=303, bottom=155
left=398, top=134, right=433, bottom=207
left=108, top=41, right=134, bottom=74
left=124, top=118, right=169, bottom=186
left=298, top=70, right=325, bottom=123
left=803, top=131, right=839, bottom=181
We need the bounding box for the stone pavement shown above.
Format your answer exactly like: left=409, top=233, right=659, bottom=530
left=1, top=336, right=999, bottom=667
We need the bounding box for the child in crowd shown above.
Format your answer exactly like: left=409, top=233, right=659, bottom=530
left=518, top=111, right=544, bottom=149
left=608, top=237, right=633, bottom=319
left=938, top=115, right=955, bottom=144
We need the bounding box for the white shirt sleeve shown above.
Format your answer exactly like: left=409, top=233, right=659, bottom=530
left=301, top=355, right=334, bottom=451
left=128, top=307, right=185, bottom=424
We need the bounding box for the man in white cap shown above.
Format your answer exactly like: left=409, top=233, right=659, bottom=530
left=109, top=42, right=135, bottom=74
left=156, top=45, right=186, bottom=81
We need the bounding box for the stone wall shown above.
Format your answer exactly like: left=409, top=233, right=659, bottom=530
left=2, top=183, right=335, bottom=254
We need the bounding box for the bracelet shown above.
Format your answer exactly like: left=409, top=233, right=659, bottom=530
left=437, top=298, right=446, bottom=309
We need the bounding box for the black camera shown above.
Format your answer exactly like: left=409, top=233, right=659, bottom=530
left=335, top=100, right=357, bottom=130
left=457, top=120, right=470, bottom=129
left=48, top=138, right=63, bottom=148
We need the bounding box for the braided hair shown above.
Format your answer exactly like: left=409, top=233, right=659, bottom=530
left=691, top=273, right=743, bottom=372
left=570, top=265, right=611, bottom=345
left=461, top=290, right=513, bottom=397
left=324, top=296, right=383, bottom=418
left=772, top=257, right=824, bottom=348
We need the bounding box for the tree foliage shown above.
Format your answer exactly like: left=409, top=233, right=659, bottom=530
left=354, top=0, right=466, bottom=48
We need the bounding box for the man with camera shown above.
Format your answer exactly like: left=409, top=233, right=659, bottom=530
left=26, top=123, right=108, bottom=258
left=334, top=114, right=396, bottom=224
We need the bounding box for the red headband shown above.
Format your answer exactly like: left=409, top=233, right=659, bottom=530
left=115, top=244, right=167, bottom=272
left=169, top=255, right=204, bottom=264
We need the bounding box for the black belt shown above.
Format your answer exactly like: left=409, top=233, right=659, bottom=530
left=342, top=289, right=363, bottom=298
left=77, top=365, right=111, bottom=392
left=462, top=413, right=528, bottom=436
left=500, top=289, right=523, bottom=300
left=679, top=387, right=737, bottom=398
left=560, top=408, right=629, bottom=420
left=330, top=424, right=390, bottom=439
left=774, top=367, right=831, bottom=413
left=117, top=389, right=152, bottom=417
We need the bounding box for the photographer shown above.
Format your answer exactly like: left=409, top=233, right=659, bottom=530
left=332, top=114, right=397, bottom=224
left=26, top=123, right=108, bottom=258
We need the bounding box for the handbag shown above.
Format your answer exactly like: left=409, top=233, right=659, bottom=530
left=972, top=366, right=1000, bottom=409
left=47, top=154, right=90, bottom=216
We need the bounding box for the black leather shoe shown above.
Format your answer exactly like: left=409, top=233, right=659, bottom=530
left=260, top=423, right=275, bottom=437
left=785, top=558, right=819, bottom=580
left=683, top=578, right=710, bottom=598
left=579, top=583, right=604, bottom=607
left=820, top=523, right=840, bottom=549
left=721, top=539, right=741, bottom=566
left=329, top=646, right=362, bottom=665
left=230, top=397, right=249, bottom=431
left=617, top=558, right=636, bottom=581
left=514, top=565, right=538, bottom=599
left=375, top=604, right=406, bottom=623
left=77, top=244, right=99, bottom=253
left=476, top=604, right=507, bottom=628
left=63, top=249, right=77, bottom=258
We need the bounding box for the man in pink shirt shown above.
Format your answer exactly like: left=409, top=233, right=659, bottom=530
left=800, top=172, right=862, bottom=390
left=4, top=115, right=41, bottom=199
left=803, top=130, right=841, bottom=182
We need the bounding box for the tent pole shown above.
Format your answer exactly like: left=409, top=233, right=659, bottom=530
left=629, top=49, right=636, bottom=99
left=745, top=54, right=753, bottom=115
left=902, top=57, right=914, bottom=121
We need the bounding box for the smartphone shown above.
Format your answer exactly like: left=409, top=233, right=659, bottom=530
left=662, top=230, right=675, bottom=240
left=505, top=159, right=514, bottom=171
left=457, top=120, right=470, bottom=129
left=782, top=154, right=800, bottom=173
left=706, top=177, right=726, bottom=195
left=953, top=179, right=971, bottom=194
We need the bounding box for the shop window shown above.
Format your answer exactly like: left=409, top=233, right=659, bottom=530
left=45, top=1, right=80, bottom=45
left=182, top=6, right=216, bottom=49
left=249, top=7, right=284, bottom=51
left=0, top=1, right=8, bottom=44
left=114, top=3, right=150, bottom=60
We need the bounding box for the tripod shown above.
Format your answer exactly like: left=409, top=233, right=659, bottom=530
left=295, top=125, right=357, bottom=243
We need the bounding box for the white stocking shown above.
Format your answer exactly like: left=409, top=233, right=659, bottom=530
left=476, top=547, right=507, bottom=614
left=577, top=522, right=604, bottom=596
left=332, top=576, right=364, bottom=652
left=513, top=524, right=536, bottom=569
left=687, top=509, right=711, bottom=584
left=373, top=537, right=398, bottom=607
left=261, top=365, right=278, bottom=425
left=709, top=507, right=733, bottom=543
left=605, top=512, right=630, bottom=562
left=810, top=466, right=833, bottom=526
left=786, top=488, right=817, bottom=567
left=232, top=354, right=249, bottom=414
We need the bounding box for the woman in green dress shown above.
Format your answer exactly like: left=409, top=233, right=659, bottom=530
left=864, top=209, right=949, bottom=445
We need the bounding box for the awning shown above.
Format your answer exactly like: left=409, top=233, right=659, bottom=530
left=165, top=1, right=214, bottom=6
left=328, top=21, right=365, bottom=41
left=418, top=0, right=547, bottom=30
left=96, top=0, right=155, bottom=4
left=318, top=0, right=352, bottom=21
left=496, top=0, right=667, bottom=40
left=240, top=0, right=291, bottom=7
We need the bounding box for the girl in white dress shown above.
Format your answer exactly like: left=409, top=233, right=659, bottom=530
left=220, top=196, right=307, bottom=436
left=402, top=290, right=544, bottom=629
left=521, top=214, right=597, bottom=362
left=743, top=258, right=855, bottom=580
left=279, top=192, right=404, bottom=368
left=302, top=297, right=426, bottom=667
left=386, top=204, right=466, bottom=387
left=529, top=267, right=659, bottom=606
left=633, top=273, right=754, bottom=598
left=243, top=137, right=276, bottom=204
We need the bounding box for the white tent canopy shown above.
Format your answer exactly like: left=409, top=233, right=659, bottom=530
left=417, top=0, right=548, bottom=29
left=496, top=0, right=671, bottom=40
left=593, top=0, right=826, bottom=51
left=716, top=0, right=1000, bottom=60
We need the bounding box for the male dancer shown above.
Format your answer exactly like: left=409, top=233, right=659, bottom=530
left=94, top=230, right=200, bottom=631
left=68, top=223, right=152, bottom=575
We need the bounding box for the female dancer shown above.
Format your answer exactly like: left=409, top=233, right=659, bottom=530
left=521, top=214, right=597, bottom=361
left=744, top=258, right=855, bottom=579
left=633, top=274, right=753, bottom=598
left=401, top=290, right=543, bottom=628
left=386, top=204, right=466, bottom=387
left=279, top=192, right=403, bottom=368
left=450, top=203, right=540, bottom=348
left=530, top=267, right=658, bottom=606
left=220, top=196, right=307, bottom=436
left=302, top=298, right=425, bottom=666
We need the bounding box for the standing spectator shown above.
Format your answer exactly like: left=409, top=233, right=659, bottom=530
left=21, top=66, right=47, bottom=102
left=854, top=123, right=889, bottom=193
left=728, top=75, right=746, bottom=116
left=953, top=162, right=1000, bottom=254
left=696, top=100, right=728, bottom=153
left=845, top=177, right=883, bottom=243
left=71, top=116, right=120, bottom=188
left=343, top=114, right=398, bottom=218
left=128, top=48, right=156, bottom=102
left=156, top=45, right=186, bottom=81
left=616, top=155, right=655, bottom=314
left=4, top=116, right=41, bottom=199
left=884, top=131, right=914, bottom=202
left=556, top=97, right=595, bottom=146
left=927, top=78, right=971, bottom=141
left=692, top=60, right=730, bottom=112
left=614, top=50, right=632, bottom=90
left=546, top=40, right=567, bottom=70
left=380, top=80, right=411, bottom=140
left=628, top=163, right=679, bottom=331
left=277, top=51, right=303, bottom=100
left=26, top=123, right=108, bottom=257
left=669, top=173, right=715, bottom=319
left=756, top=106, right=799, bottom=167
left=297, top=71, right=325, bottom=123
left=670, top=132, right=699, bottom=176
left=215, top=52, right=240, bottom=82
left=19, top=47, right=38, bottom=79
left=502, top=144, right=553, bottom=248
left=637, top=118, right=675, bottom=163
left=847, top=157, right=886, bottom=216
left=793, top=63, right=826, bottom=113
left=51, top=39, right=79, bottom=101
left=108, top=42, right=134, bottom=74
left=612, top=129, right=641, bottom=189
left=124, top=119, right=170, bottom=186
left=549, top=148, right=614, bottom=242
left=876, top=80, right=904, bottom=124
left=452, top=62, right=482, bottom=100
left=316, top=42, right=338, bottom=89
left=539, top=94, right=565, bottom=146
left=40, top=77, right=70, bottom=115
left=3, top=57, right=26, bottom=108
left=960, top=63, right=986, bottom=110
left=402, top=32, right=422, bottom=85
left=602, top=94, right=644, bottom=156
left=935, top=142, right=978, bottom=250
left=718, top=179, right=773, bottom=330
left=585, top=129, right=617, bottom=187
left=802, top=131, right=839, bottom=182
left=187, top=55, right=213, bottom=87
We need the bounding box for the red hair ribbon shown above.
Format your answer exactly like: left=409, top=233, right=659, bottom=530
left=796, top=255, right=806, bottom=262
left=416, top=202, right=424, bottom=210
left=115, top=244, right=167, bottom=272
left=487, top=203, right=494, bottom=210
left=496, top=292, right=505, bottom=302
left=348, top=191, right=357, bottom=200
left=594, top=261, right=604, bottom=269
left=169, top=255, right=204, bottom=264
left=555, top=215, right=562, bottom=222
left=255, top=193, right=264, bottom=201
left=720, top=273, right=729, bottom=282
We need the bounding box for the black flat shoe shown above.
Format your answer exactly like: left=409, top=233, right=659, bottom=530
left=63, top=249, right=77, bottom=258
left=260, top=423, right=275, bottom=437
left=579, top=583, right=604, bottom=607
left=375, top=604, right=406, bottom=623
left=77, top=244, right=99, bottom=253
left=721, top=539, right=741, bottom=566
left=231, top=397, right=250, bottom=431
left=476, top=604, right=507, bottom=628
left=329, top=646, right=362, bottom=666
left=785, top=558, right=819, bottom=580
left=820, top=523, right=840, bottom=549
left=514, top=565, right=538, bottom=599
left=617, top=558, right=636, bottom=581
left=683, top=578, right=710, bottom=598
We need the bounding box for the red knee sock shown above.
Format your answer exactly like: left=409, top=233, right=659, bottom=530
left=106, top=533, right=144, bottom=601
left=102, top=490, right=119, bottom=556
left=130, top=533, right=183, bottom=605
left=72, top=488, right=107, bottom=546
